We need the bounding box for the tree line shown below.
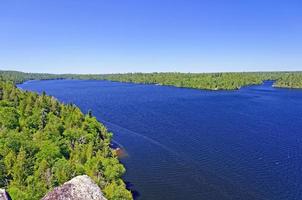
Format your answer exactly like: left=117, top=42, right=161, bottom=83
left=1, top=70, right=301, bottom=90
left=99, top=72, right=302, bottom=90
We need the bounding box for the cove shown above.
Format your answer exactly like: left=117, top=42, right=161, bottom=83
left=18, top=80, right=302, bottom=200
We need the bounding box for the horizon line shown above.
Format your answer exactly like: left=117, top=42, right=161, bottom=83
left=1, top=69, right=302, bottom=75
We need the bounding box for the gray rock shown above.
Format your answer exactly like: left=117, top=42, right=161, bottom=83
left=0, top=189, right=11, bottom=200
left=42, top=175, right=107, bottom=200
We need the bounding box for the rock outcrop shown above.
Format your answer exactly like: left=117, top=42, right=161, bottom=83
left=42, top=175, right=107, bottom=200
left=0, top=189, right=11, bottom=200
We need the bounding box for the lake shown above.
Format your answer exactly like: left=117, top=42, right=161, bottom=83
left=18, top=80, right=302, bottom=200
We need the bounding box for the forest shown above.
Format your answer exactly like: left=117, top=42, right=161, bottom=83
left=1, top=70, right=302, bottom=90
left=0, top=80, right=132, bottom=199
left=99, top=72, right=302, bottom=90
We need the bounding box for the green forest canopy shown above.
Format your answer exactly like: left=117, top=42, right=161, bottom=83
left=0, top=78, right=132, bottom=199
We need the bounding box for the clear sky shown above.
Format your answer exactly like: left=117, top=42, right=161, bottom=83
left=0, top=0, right=301, bottom=74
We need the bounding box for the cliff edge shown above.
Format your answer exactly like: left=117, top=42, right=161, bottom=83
left=42, top=175, right=107, bottom=200
left=0, top=189, right=11, bottom=200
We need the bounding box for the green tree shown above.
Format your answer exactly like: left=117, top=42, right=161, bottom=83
left=0, top=107, right=19, bottom=129
left=104, top=180, right=133, bottom=200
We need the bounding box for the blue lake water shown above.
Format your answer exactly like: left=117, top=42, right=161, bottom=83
left=18, top=80, right=302, bottom=200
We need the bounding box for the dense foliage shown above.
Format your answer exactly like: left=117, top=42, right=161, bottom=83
left=100, top=72, right=302, bottom=90
left=1, top=70, right=302, bottom=90
left=273, top=73, right=302, bottom=88
left=0, top=70, right=101, bottom=84
left=0, top=81, right=132, bottom=200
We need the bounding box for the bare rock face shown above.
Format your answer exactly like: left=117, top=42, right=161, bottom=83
left=42, top=175, right=107, bottom=200
left=0, top=189, right=11, bottom=200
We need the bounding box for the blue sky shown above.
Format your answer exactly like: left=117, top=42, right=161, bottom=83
left=0, top=0, right=301, bottom=74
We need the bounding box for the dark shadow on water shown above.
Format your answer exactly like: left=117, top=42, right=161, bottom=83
left=125, top=181, right=141, bottom=200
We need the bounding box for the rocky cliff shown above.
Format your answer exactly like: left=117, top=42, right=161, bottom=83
left=0, top=189, right=11, bottom=200
left=42, top=175, right=107, bottom=200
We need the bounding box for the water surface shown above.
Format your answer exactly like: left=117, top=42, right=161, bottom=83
left=19, top=80, right=302, bottom=200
